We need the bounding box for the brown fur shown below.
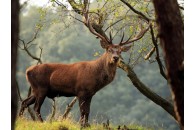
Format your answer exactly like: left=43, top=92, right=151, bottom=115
left=19, top=45, right=131, bottom=127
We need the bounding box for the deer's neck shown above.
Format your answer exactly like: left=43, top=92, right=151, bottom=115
left=94, top=53, right=117, bottom=82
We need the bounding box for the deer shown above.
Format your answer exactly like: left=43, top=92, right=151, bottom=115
left=19, top=4, right=150, bottom=127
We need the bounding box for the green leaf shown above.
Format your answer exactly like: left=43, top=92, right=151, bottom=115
left=94, top=52, right=99, bottom=57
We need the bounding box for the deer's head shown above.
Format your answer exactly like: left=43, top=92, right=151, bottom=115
left=100, top=40, right=131, bottom=64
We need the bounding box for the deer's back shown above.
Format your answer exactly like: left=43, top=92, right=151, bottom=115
left=26, top=63, right=77, bottom=84
left=26, top=62, right=99, bottom=96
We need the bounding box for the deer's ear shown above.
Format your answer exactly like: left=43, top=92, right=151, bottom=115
left=121, top=45, right=132, bottom=52
left=100, top=40, right=109, bottom=49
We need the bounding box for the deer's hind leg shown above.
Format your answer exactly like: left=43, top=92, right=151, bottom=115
left=19, top=95, right=36, bottom=116
left=33, top=88, right=47, bottom=122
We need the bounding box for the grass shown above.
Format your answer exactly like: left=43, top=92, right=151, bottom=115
left=15, top=117, right=154, bottom=130
left=16, top=117, right=80, bottom=130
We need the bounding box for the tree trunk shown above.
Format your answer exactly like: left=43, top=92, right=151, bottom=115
left=152, top=0, right=184, bottom=129
left=11, top=0, right=19, bottom=129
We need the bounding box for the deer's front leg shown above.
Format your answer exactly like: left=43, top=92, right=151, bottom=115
left=78, top=95, right=92, bottom=128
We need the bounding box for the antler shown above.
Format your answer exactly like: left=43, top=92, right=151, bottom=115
left=119, top=22, right=151, bottom=46
left=83, top=0, right=110, bottom=45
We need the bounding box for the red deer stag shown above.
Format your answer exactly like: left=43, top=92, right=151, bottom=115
left=19, top=7, right=150, bottom=127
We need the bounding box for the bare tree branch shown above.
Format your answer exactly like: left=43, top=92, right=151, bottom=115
left=26, top=28, right=41, bottom=45
left=118, top=60, right=176, bottom=120
left=62, top=97, right=78, bottom=119
left=18, top=28, right=42, bottom=65
left=149, top=25, right=167, bottom=79
left=144, top=47, right=156, bottom=60
left=120, top=0, right=150, bottom=22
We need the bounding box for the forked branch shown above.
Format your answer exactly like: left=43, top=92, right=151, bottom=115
left=18, top=27, right=42, bottom=64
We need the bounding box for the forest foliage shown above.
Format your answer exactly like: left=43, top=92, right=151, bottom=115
left=16, top=1, right=181, bottom=129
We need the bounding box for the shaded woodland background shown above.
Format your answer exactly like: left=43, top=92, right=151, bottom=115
left=15, top=1, right=183, bottom=129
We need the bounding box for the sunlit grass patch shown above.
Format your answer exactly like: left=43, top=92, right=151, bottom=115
left=15, top=117, right=80, bottom=130
left=15, top=117, right=156, bottom=130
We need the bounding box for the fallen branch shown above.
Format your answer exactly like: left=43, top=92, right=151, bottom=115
left=62, top=97, right=78, bottom=119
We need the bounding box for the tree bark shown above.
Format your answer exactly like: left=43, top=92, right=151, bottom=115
left=152, top=0, right=184, bottom=129
left=11, top=0, right=19, bottom=129
left=118, top=61, right=176, bottom=120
